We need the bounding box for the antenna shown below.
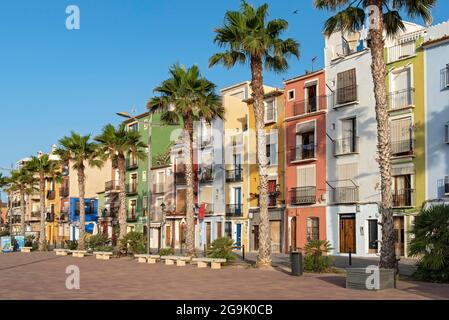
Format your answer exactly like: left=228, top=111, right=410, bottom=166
left=311, top=56, right=317, bottom=72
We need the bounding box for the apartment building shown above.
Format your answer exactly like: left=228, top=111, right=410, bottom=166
left=284, top=70, right=328, bottom=252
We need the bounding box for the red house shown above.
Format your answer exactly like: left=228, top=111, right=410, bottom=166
left=284, top=70, right=328, bottom=251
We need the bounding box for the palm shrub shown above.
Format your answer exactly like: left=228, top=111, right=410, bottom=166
left=409, top=205, right=449, bottom=283
left=87, top=234, right=110, bottom=251
left=206, top=237, right=236, bottom=262
left=119, top=231, right=146, bottom=255
left=303, top=240, right=333, bottom=273
left=25, top=235, right=39, bottom=251
left=158, top=247, right=175, bottom=256
left=66, top=240, right=78, bottom=250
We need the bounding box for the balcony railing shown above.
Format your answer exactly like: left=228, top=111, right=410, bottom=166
left=60, top=186, right=69, bottom=197
left=290, top=187, right=316, bottom=205
left=126, top=211, right=137, bottom=223
left=126, top=183, right=138, bottom=195
left=330, top=42, right=362, bottom=60
left=293, top=95, right=327, bottom=116
left=388, top=88, right=415, bottom=110
left=175, top=172, right=186, bottom=185
left=391, top=139, right=414, bottom=157
left=199, top=167, right=214, bottom=183
left=30, top=211, right=41, bottom=220
left=46, top=213, right=55, bottom=222
left=201, top=135, right=214, bottom=148
left=105, top=180, right=120, bottom=192
left=226, top=204, right=243, bottom=217
left=331, top=186, right=359, bottom=204
left=387, top=41, right=416, bottom=63
left=334, top=137, right=359, bottom=156
left=153, top=183, right=165, bottom=194
left=225, top=168, right=243, bottom=182
left=329, top=85, right=358, bottom=107
left=126, top=159, right=138, bottom=170
left=290, top=144, right=316, bottom=162
left=47, top=190, right=56, bottom=200
left=257, top=195, right=278, bottom=207
left=392, top=189, right=415, bottom=208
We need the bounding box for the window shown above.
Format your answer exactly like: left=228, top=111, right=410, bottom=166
left=391, top=117, right=413, bottom=156
left=306, top=217, right=319, bottom=241
left=305, top=82, right=318, bottom=112
left=142, top=171, right=147, bottom=182
left=336, top=69, right=357, bottom=105
left=264, top=99, right=276, bottom=123
left=225, top=222, right=232, bottom=238
left=340, top=117, right=357, bottom=154
left=130, top=200, right=137, bottom=217
left=288, top=89, right=295, bottom=101
left=266, top=131, right=278, bottom=166
left=368, top=220, right=379, bottom=250
left=295, top=122, right=316, bottom=161
left=445, top=64, right=449, bottom=87
left=129, top=122, right=138, bottom=132
left=297, top=166, right=316, bottom=188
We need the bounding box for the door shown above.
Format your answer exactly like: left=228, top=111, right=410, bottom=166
left=216, top=221, right=222, bottom=239
left=236, top=223, right=242, bottom=247
left=340, top=215, right=356, bottom=253
left=252, top=225, right=259, bottom=251
left=165, top=225, right=171, bottom=247
left=234, top=187, right=242, bottom=216
left=233, top=154, right=242, bottom=179
left=394, top=217, right=405, bottom=256
left=206, top=222, right=211, bottom=246
left=342, top=118, right=356, bottom=154
left=270, top=221, right=281, bottom=253
left=306, top=84, right=318, bottom=112
left=290, top=217, right=297, bottom=251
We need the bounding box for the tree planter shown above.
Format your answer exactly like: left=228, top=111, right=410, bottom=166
left=346, top=268, right=396, bottom=291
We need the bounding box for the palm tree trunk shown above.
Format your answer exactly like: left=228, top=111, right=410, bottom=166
left=38, top=174, right=47, bottom=251
left=184, top=120, right=196, bottom=256
left=77, top=166, right=86, bottom=250
left=118, top=156, right=127, bottom=241
left=250, top=55, right=272, bottom=267
left=368, top=1, right=396, bottom=270
left=20, top=189, right=26, bottom=236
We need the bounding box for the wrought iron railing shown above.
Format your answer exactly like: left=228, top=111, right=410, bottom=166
left=290, top=187, right=316, bottom=205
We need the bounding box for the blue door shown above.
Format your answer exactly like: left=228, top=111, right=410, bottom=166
left=234, top=187, right=242, bottom=216
left=236, top=224, right=242, bottom=247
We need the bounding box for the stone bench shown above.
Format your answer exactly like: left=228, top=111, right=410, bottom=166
left=192, top=258, right=227, bottom=269
left=69, top=250, right=89, bottom=258
left=161, top=255, right=192, bottom=267
left=55, top=249, right=71, bottom=256
left=21, top=247, right=33, bottom=253
left=93, top=251, right=114, bottom=260
left=134, top=254, right=161, bottom=264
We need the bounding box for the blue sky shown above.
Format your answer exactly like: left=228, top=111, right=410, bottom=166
left=1, top=0, right=448, bottom=199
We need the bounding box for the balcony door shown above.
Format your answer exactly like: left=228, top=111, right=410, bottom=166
left=233, top=154, right=242, bottom=179
left=394, top=216, right=405, bottom=257
left=391, top=117, right=413, bottom=156
left=305, top=82, right=318, bottom=112
left=392, top=175, right=412, bottom=207
left=233, top=187, right=242, bottom=216
left=341, top=117, right=357, bottom=154
left=391, top=68, right=412, bottom=108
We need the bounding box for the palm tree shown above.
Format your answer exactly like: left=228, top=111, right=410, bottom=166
left=55, top=132, right=102, bottom=250
left=147, top=64, right=223, bottom=257
left=209, top=1, right=299, bottom=267
left=95, top=124, right=147, bottom=242
left=26, top=154, right=61, bottom=251
left=314, top=0, right=435, bottom=270
left=6, top=169, right=36, bottom=236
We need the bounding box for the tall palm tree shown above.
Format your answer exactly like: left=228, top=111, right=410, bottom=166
left=314, top=0, right=436, bottom=270
left=95, top=124, right=147, bottom=242
left=55, top=132, right=102, bottom=250
left=147, top=64, right=223, bottom=257
left=6, top=169, right=36, bottom=236
left=209, top=1, right=299, bottom=267
left=26, top=154, right=61, bottom=251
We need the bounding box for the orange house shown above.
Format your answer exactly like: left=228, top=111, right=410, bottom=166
left=284, top=70, right=327, bottom=251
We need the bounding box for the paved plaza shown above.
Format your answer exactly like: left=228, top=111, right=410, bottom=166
left=1, top=252, right=448, bottom=300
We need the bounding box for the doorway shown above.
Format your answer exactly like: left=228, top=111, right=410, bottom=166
left=290, top=217, right=297, bottom=251
left=340, top=214, right=356, bottom=253
left=236, top=223, right=242, bottom=247
left=394, top=216, right=405, bottom=256
left=252, top=225, right=259, bottom=251
left=270, top=221, right=281, bottom=253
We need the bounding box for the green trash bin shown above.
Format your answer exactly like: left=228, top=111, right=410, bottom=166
left=290, top=251, right=303, bottom=276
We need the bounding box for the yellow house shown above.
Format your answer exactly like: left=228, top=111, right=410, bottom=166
left=44, top=177, right=61, bottom=246
left=246, top=88, right=286, bottom=253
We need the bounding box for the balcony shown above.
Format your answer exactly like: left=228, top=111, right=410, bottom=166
left=334, top=137, right=359, bottom=156
left=331, top=186, right=359, bottom=204
left=126, top=210, right=137, bottom=223
left=329, top=85, right=358, bottom=108
left=387, top=41, right=416, bottom=63
left=175, top=172, right=186, bottom=185
left=126, top=159, right=138, bottom=170
left=392, top=189, right=415, bottom=208
left=257, top=195, right=279, bottom=208
left=293, top=95, right=327, bottom=116
left=201, top=135, right=214, bottom=148
left=199, top=167, right=214, bottom=183
left=153, top=183, right=165, bottom=194
left=391, top=139, right=414, bottom=157
left=58, top=213, right=68, bottom=222
left=388, top=88, right=415, bottom=111
left=60, top=186, right=69, bottom=197
left=225, top=168, right=243, bottom=183
left=46, top=213, right=55, bottom=222
left=100, top=207, right=118, bottom=219
left=47, top=190, right=56, bottom=200
left=329, top=42, right=363, bottom=60
left=105, top=180, right=120, bottom=192
left=126, top=183, right=138, bottom=195
left=30, top=211, right=41, bottom=220
left=226, top=204, right=243, bottom=217
left=290, top=144, right=316, bottom=162
left=290, top=187, right=316, bottom=205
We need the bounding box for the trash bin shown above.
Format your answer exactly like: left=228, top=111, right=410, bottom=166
left=290, top=251, right=303, bottom=276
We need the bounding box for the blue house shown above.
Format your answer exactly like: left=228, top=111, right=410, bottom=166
left=69, top=197, right=98, bottom=241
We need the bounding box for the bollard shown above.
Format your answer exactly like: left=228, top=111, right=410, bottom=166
left=349, top=248, right=352, bottom=266
left=242, top=245, right=245, bottom=261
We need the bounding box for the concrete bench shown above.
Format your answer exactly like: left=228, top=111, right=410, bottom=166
left=192, top=258, right=227, bottom=269
left=69, top=250, right=89, bottom=258
left=55, top=249, right=71, bottom=256
left=135, top=254, right=151, bottom=263
left=93, top=251, right=113, bottom=260
left=21, top=247, right=33, bottom=253
left=160, top=255, right=192, bottom=267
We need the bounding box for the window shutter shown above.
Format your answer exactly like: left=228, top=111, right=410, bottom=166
left=336, top=163, right=358, bottom=186
left=297, top=166, right=316, bottom=187
left=337, top=69, right=357, bottom=104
